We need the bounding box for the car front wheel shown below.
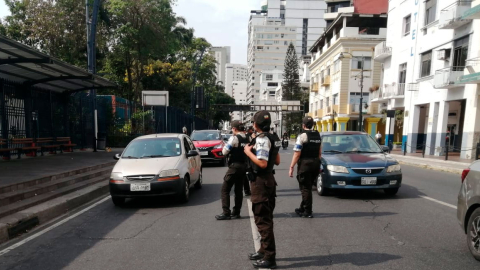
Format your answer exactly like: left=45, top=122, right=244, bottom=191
left=467, top=208, right=480, bottom=261
left=384, top=188, right=399, bottom=196
left=317, top=175, right=329, bottom=196
left=178, top=177, right=190, bottom=203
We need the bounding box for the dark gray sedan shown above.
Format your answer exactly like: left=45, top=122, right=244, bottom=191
left=317, top=132, right=402, bottom=196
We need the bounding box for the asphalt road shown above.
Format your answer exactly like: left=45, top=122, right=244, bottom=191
left=0, top=148, right=478, bottom=270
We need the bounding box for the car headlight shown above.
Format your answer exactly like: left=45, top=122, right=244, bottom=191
left=159, top=169, right=180, bottom=177
left=387, top=164, right=401, bottom=173
left=110, top=172, right=124, bottom=183
left=214, top=143, right=223, bottom=149
left=326, top=165, right=349, bottom=174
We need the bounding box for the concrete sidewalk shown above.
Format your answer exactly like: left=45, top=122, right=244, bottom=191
left=389, top=153, right=471, bottom=175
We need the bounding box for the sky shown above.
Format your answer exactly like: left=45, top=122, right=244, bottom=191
left=0, top=0, right=259, bottom=65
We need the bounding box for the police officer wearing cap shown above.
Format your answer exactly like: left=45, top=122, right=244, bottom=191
left=289, top=116, right=322, bottom=218
left=244, top=111, right=281, bottom=269
left=215, top=120, right=249, bottom=220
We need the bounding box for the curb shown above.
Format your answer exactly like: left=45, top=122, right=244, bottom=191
left=396, top=160, right=464, bottom=175
left=0, top=181, right=109, bottom=244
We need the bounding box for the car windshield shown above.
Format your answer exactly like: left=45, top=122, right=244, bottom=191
left=222, top=134, right=232, bottom=141
left=122, top=138, right=182, bottom=158
left=191, top=131, right=221, bottom=141
left=321, top=134, right=383, bottom=154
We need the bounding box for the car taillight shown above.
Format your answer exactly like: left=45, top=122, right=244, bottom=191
left=461, top=169, right=470, bottom=183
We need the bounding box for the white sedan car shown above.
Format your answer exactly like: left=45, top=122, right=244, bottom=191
left=109, top=134, right=202, bottom=206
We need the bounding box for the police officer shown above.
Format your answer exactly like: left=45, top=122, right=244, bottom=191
left=244, top=111, right=281, bottom=269
left=215, top=120, right=248, bottom=220
left=289, top=116, right=322, bottom=218
left=244, top=126, right=255, bottom=196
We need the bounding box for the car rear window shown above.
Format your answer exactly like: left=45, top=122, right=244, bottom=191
left=122, top=138, right=182, bottom=158
left=191, top=131, right=221, bottom=141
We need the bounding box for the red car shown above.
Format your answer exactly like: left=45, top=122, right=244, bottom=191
left=191, top=130, right=226, bottom=166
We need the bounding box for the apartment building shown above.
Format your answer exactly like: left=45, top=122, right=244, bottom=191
left=225, top=64, right=248, bottom=97
left=373, top=0, right=480, bottom=159
left=307, top=12, right=387, bottom=137
left=231, top=81, right=248, bottom=121
left=210, top=46, right=231, bottom=84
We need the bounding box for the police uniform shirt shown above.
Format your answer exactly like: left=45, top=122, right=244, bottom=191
left=293, top=132, right=310, bottom=152
left=222, top=133, right=247, bottom=156
left=254, top=135, right=271, bottom=161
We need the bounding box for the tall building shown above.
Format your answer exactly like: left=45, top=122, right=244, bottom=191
left=225, top=64, right=248, bottom=97
left=231, top=81, right=248, bottom=121
left=210, top=46, right=231, bottom=84
left=372, top=0, right=480, bottom=160
left=307, top=1, right=387, bottom=135
left=246, top=0, right=327, bottom=122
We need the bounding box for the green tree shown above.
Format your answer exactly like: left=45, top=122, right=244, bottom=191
left=282, top=43, right=301, bottom=101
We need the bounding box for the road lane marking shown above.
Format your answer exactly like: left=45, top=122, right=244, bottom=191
left=0, top=196, right=111, bottom=257
left=247, top=199, right=261, bottom=251
left=420, top=196, right=456, bottom=209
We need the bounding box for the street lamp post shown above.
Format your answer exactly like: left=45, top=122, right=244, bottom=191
left=191, top=50, right=206, bottom=132
left=339, top=52, right=365, bottom=132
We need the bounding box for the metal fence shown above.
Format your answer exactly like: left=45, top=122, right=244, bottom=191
left=1, top=79, right=209, bottom=152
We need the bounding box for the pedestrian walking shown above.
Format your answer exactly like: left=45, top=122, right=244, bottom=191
left=244, top=111, right=281, bottom=269
left=375, top=131, right=382, bottom=145
left=182, top=126, right=188, bottom=136
left=289, top=116, right=322, bottom=218
left=215, top=120, right=249, bottom=220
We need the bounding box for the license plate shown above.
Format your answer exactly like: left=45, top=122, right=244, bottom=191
left=361, top=177, right=377, bottom=185
left=130, top=183, right=151, bottom=191
left=200, top=151, right=208, bottom=156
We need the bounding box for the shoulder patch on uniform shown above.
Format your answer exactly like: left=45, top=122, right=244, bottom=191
left=274, top=141, right=282, bottom=147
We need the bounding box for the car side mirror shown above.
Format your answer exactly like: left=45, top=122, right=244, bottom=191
left=381, top=146, right=389, bottom=153
left=114, top=154, right=121, bottom=160
left=187, top=150, right=199, bottom=157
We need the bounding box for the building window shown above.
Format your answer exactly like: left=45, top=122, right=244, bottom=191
left=398, top=63, right=407, bottom=84
left=420, top=51, right=432, bottom=77
left=425, top=0, right=437, bottom=26
left=403, top=15, right=411, bottom=36
left=333, top=94, right=338, bottom=105
left=267, top=82, right=278, bottom=87
left=320, top=100, right=323, bottom=109
left=266, top=74, right=273, bottom=81
left=351, top=57, right=372, bottom=69
left=334, top=60, right=340, bottom=73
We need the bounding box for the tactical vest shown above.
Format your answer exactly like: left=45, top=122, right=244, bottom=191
left=251, top=133, right=281, bottom=174
left=228, top=134, right=248, bottom=165
left=299, top=130, right=322, bottom=159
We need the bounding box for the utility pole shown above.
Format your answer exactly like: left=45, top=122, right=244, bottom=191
left=359, top=57, right=364, bottom=132
left=190, top=50, right=205, bottom=132
left=86, top=0, right=100, bottom=152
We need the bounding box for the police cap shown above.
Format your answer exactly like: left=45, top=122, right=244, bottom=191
left=303, top=116, right=314, bottom=128
left=254, top=110, right=271, bottom=129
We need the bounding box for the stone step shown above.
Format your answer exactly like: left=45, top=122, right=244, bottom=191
left=0, top=175, right=110, bottom=219
left=0, top=166, right=113, bottom=207
left=0, top=162, right=115, bottom=195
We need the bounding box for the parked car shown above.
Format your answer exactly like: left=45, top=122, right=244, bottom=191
left=109, top=134, right=202, bottom=206
left=316, top=131, right=402, bottom=196
left=191, top=130, right=226, bottom=166
left=457, top=161, right=480, bottom=261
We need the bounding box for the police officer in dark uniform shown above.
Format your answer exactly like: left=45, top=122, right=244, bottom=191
left=289, top=116, right=322, bottom=218
left=244, top=111, right=281, bottom=269
left=244, top=126, right=255, bottom=196
left=215, top=120, right=248, bottom=220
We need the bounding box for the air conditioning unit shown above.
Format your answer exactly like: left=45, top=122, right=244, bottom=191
left=437, top=49, right=450, bottom=61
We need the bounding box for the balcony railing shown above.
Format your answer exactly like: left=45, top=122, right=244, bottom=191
left=321, top=75, right=331, bottom=86
left=374, top=41, right=392, bottom=62
left=371, top=88, right=383, bottom=100
left=439, top=1, right=472, bottom=29
left=311, top=83, right=319, bottom=92
left=383, top=83, right=405, bottom=98
left=434, top=66, right=465, bottom=88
